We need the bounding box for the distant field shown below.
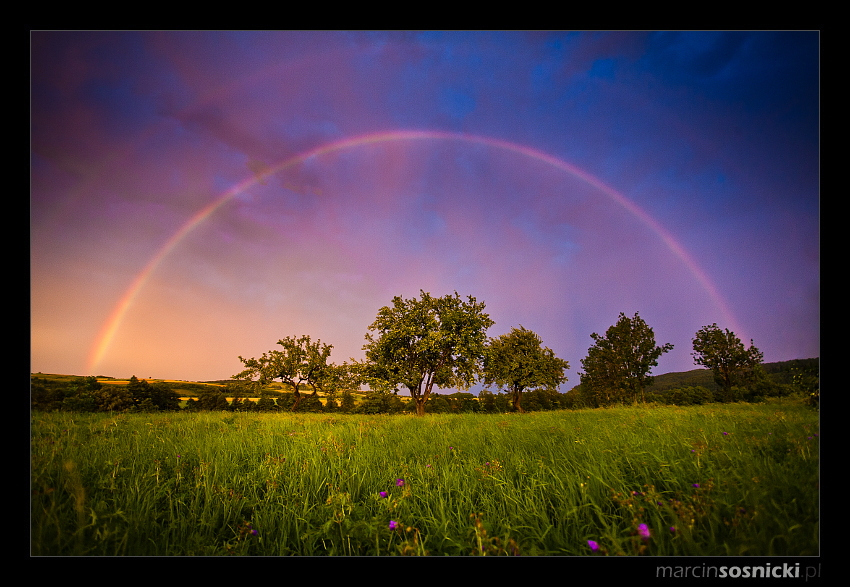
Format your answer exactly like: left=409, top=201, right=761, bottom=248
left=31, top=400, right=818, bottom=556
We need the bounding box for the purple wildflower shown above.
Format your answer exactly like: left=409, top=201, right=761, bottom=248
left=669, top=526, right=676, bottom=533
left=587, top=540, right=599, bottom=552
left=396, top=478, right=405, bottom=487
left=722, top=432, right=729, bottom=436
left=379, top=491, right=388, bottom=498
left=692, top=483, right=700, bottom=488
left=638, top=523, right=651, bottom=540
left=389, top=520, right=398, bottom=530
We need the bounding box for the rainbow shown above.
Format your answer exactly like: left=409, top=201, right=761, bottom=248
left=86, top=129, right=742, bottom=374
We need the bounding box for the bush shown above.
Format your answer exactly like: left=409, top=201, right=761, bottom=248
left=669, top=385, right=713, bottom=406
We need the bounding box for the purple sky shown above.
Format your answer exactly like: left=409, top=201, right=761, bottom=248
left=31, top=31, right=819, bottom=387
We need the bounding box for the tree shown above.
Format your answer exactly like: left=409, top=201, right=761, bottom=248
left=482, top=326, right=570, bottom=413
left=149, top=381, right=181, bottom=411
left=234, top=335, right=334, bottom=412
left=362, top=290, right=494, bottom=416
left=579, top=312, right=674, bottom=406
left=197, top=387, right=230, bottom=410
left=691, top=324, right=764, bottom=403
left=94, top=382, right=133, bottom=412
left=127, top=376, right=151, bottom=408
left=62, top=377, right=102, bottom=412
left=339, top=389, right=356, bottom=413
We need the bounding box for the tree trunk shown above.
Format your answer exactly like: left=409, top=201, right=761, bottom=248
left=291, top=385, right=303, bottom=412
left=511, top=387, right=525, bottom=413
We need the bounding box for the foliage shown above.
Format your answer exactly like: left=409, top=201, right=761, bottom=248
left=125, top=376, right=181, bottom=412
left=783, top=359, right=819, bottom=408
left=692, top=324, right=764, bottom=402
left=354, top=390, right=406, bottom=414
left=579, top=313, right=674, bottom=406
left=668, top=385, right=714, bottom=406
left=339, top=389, right=356, bottom=413
left=197, top=386, right=230, bottom=411
left=234, top=335, right=335, bottom=412
left=31, top=377, right=67, bottom=411
left=483, top=326, right=570, bottom=413
left=361, top=290, right=494, bottom=416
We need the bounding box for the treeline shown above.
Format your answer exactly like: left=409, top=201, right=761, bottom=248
left=31, top=376, right=181, bottom=413
left=31, top=284, right=820, bottom=416
left=31, top=358, right=818, bottom=414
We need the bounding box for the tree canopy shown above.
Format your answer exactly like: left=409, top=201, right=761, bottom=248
left=579, top=312, right=673, bottom=406
left=361, top=290, right=494, bottom=416
left=692, top=323, right=764, bottom=402
left=483, top=326, right=570, bottom=412
left=233, top=335, right=334, bottom=412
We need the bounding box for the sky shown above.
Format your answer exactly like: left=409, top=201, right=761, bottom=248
left=31, top=31, right=819, bottom=389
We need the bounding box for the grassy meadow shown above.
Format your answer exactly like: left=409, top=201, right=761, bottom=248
left=31, top=400, right=818, bottom=556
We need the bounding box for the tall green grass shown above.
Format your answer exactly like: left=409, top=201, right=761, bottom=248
left=31, top=401, right=818, bottom=555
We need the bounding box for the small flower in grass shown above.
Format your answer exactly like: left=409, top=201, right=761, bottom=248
left=587, top=540, right=599, bottom=552
left=396, top=478, right=405, bottom=487
left=692, top=483, right=700, bottom=488
left=379, top=491, right=388, bottom=498
left=722, top=432, right=729, bottom=436
left=638, top=523, right=651, bottom=541
left=669, top=526, right=676, bottom=533
left=389, top=520, right=398, bottom=530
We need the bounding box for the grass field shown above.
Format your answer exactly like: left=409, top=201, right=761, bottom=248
left=30, top=400, right=818, bottom=556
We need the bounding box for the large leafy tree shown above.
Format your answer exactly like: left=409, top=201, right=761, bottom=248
left=579, top=312, right=673, bottom=406
left=692, top=323, right=764, bottom=402
left=362, top=290, right=494, bottom=416
left=234, top=335, right=334, bottom=412
left=483, top=326, right=570, bottom=413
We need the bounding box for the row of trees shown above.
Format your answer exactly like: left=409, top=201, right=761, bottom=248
left=31, top=376, right=181, bottom=413
left=34, top=290, right=808, bottom=414
left=575, top=317, right=771, bottom=408
left=234, top=291, right=571, bottom=416
left=233, top=290, right=783, bottom=415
